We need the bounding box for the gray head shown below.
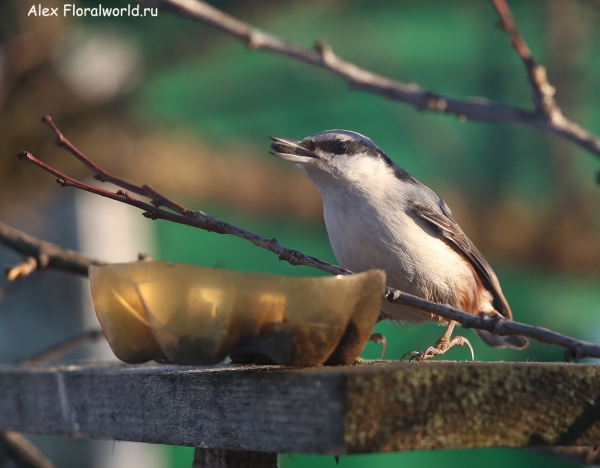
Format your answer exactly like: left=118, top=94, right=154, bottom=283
left=269, top=130, right=415, bottom=186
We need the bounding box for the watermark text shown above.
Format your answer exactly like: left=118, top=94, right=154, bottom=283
left=28, top=4, right=158, bottom=17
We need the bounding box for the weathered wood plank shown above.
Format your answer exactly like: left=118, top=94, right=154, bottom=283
left=342, top=362, right=600, bottom=452
left=0, top=363, right=344, bottom=454
left=1, top=362, right=600, bottom=454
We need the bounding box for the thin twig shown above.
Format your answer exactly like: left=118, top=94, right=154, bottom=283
left=14, top=119, right=600, bottom=360
left=41, top=116, right=194, bottom=215
left=5, top=256, right=38, bottom=281
left=0, top=221, right=105, bottom=277
left=138, top=0, right=600, bottom=161
left=18, top=329, right=105, bottom=365
left=488, top=2, right=600, bottom=167
left=0, top=431, right=57, bottom=468
left=491, top=0, right=559, bottom=121
left=16, top=148, right=346, bottom=277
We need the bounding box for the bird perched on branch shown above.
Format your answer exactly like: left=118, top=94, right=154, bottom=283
left=270, top=130, right=528, bottom=361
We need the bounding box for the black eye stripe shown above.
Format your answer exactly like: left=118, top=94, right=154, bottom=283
left=306, top=137, right=395, bottom=161
left=302, top=140, right=316, bottom=152
left=301, top=133, right=419, bottom=185
left=317, top=140, right=365, bottom=155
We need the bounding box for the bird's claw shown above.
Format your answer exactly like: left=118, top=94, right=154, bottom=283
left=401, top=336, right=475, bottom=362
left=400, top=350, right=423, bottom=362
left=462, top=337, right=475, bottom=361
left=400, top=346, right=435, bottom=362
left=369, top=333, right=387, bottom=360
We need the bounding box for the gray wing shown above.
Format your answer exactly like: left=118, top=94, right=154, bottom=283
left=408, top=199, right=528, bottom=349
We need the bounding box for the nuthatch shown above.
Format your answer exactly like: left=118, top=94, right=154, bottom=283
left=270, top=130, right=528, bottom=361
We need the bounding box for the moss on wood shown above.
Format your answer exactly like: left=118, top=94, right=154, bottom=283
left=343, top=362, right=600, bottom=453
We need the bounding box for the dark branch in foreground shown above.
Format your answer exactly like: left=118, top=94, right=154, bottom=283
left=12, top=116, right=600, bottom=360
left=138, top=0, right=600, bottom=161
left=0, top=431, right=57, bottom=468
left=0, top=221, right=105, bottom=277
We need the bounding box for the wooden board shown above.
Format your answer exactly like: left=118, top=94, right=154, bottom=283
left=0, top=361, right=599, bottom=454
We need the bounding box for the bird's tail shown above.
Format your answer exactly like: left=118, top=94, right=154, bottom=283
left=475, top=329, right=528, bottom=349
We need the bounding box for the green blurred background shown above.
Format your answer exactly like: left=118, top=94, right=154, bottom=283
left=0, top=0, right=599, bottom=467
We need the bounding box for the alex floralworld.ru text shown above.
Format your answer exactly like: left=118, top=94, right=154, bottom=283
left=28, top=4, right=158, bottom=17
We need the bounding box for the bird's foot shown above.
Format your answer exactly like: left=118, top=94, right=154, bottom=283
left=401, top=335, right=474, bottom=362
left=368, top=333, right=387, bottom=360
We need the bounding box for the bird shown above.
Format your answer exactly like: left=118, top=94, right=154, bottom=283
left=269, top=130, right=528, bottom=361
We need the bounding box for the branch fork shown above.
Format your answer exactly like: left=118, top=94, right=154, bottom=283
left=491, top=0, right=562, bottom=126
left=136, top=0, right=600, bottom=161
left=5, top=256, right=40, bottom=281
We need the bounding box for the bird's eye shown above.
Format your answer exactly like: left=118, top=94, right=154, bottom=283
left=332, top=142, right=347, bottom=155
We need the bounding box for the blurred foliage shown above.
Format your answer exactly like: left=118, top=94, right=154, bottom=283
left=1, top=0, right=600, bottom=467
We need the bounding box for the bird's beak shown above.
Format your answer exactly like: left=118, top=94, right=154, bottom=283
left=269, top=136, right=318, bottom=164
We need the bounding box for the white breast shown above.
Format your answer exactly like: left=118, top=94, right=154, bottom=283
left=306, top=160, right=479, bottom=324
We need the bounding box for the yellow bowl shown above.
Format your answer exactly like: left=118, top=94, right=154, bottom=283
left=88, top=261, right=170, bottom=363
left=89, top=261, right=385, bottom=366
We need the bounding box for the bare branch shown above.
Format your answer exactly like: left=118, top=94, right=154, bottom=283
left=383, top=289, right=600, bottom=361
left=0, top=431, right=57, bottom=468
left=0, top=221, right=105, bottom=277
left=138, top=0, right=600, bottom=161
left=41, top=116, right=193, bottom=215
left=491, top=0, right=559, bottom=122
left=487, top=2, right=600, bottom=164
left=18, top=329, right=105, bottom=366
left=13, top=117, right=600, bottom=360
left=15, top=144, right=347, bottom=277
left=5, top=256, right=37, bottom=281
